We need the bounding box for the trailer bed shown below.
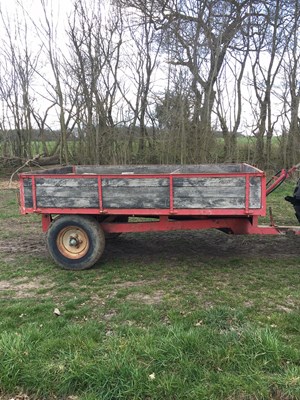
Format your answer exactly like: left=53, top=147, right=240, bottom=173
left=19, top=163, right=266, bottom=217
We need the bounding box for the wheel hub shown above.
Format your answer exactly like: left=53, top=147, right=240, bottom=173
left=69, top=235, right=81, bottom=247
left=57, top=226, right=89, bottom=259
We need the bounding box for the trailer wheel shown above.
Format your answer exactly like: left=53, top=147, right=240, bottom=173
left=46, top=215, right=105, bottom=270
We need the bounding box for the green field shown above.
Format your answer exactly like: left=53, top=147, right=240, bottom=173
left=0, top=178, right=299, bottom=399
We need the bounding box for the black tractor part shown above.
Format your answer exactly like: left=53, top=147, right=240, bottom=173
left=285, top=179, right=300, bottom=223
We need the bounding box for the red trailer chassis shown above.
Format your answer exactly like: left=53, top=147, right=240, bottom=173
left=19, top=163, right=300, bottom=270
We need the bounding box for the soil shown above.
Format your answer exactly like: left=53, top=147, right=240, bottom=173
left=0, top=278, right=54, bottom=298
left=126, top=290, right=165, bottom=305
left=0, top=230, right=46, bottom=258
left=0, top=180, right=19, bottom=190
left=103, top=229, right=300, bottom=263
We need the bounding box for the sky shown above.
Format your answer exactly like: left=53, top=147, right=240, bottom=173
left=0, top=0, right=74, bottom=42
left=1, top=0, right=71, bottom=24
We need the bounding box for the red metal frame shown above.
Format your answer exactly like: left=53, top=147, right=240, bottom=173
left=38, top=213, right=300, bottom=235
left=100, top=216, right=300, bottom=236
left=266, top=163, right=300, bottom=196
left=266, top=169, right=288, bottom=195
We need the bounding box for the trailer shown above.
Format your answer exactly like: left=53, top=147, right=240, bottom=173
left=19, top=163, right=300, bottom=270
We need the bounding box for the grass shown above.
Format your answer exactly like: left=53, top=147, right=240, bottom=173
left=0, top=178, right=300, bottom=399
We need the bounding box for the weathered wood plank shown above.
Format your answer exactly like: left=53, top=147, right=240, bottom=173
left=34, top=178, right=98, bottom=187
left=103, top=197, right=169, bottom=209
left=102, top=178, right=169, bottom=188
left=24, top=186, right=32, bottom=196
left=37, top=196, right=99, bottom=208
left=173, top=177, right=245, bottom=188
left=174, top=197, right=245, bottom=209
left=23, top=178, right=98, bottom=187
left=174, top=187, right=245, bottom=198
left=249, top=177, right=262, bottom=208
left=23, top=179, right=32, bottom=187
left=104, top=197, right=169, bottom=210
left=35, top=183, right=99, bottom=208
left=23, top=179, right=33, bottom=187
left=24, top=185, right=33, bottom=208
left=36, top=187, right=98, bottom=198
left=103, top=186, right=169, bottom=209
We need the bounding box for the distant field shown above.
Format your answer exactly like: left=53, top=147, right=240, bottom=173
left=0, top=177, right=299, bottom=399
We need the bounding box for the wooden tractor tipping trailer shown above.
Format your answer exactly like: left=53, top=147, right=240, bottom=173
left=19, top=163, right=300, bottom=270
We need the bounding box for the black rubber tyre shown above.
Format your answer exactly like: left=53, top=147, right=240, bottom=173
left=46, top=215, right=105, bottom=270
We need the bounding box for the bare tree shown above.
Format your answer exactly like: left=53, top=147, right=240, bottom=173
left=37, top=0, right=70, bottom=164
left=283, top=0, right=300, bottom=166
left=0, top=5, right=40, bottom=159
left=155, top=68, right=193, bottom=164
left=119, top=0, right=258, bottom=162
left=215, top=31, right=250, bottom=162
left=247, top=0, right=290, bottom=168
left=119, top=5, right=163, bottom=162
left=67, top=0, right=124, bottom=164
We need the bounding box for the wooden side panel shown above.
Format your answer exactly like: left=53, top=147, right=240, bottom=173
left=173, top=177, right=246, bottom=209
left=35, top=178, right=99, bottom=208
left=102, top=178, right=170, bottom=209
left=23, top=179, right=33, bottom=208
left=249, top=177, right=262, bottom=209
left=173, top=176, right=262, bottom=209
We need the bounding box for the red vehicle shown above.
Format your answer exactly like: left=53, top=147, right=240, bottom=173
left=19, top=163, right=300, bottom=270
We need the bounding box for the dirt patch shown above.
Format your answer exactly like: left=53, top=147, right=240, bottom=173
left=126, top=290, right=165, bottom=304
left=276, top=304, right=293, bottom=313
left=103, top=229, right=300, bottom=264
left=0, top=277, right=54, bottom=298
left=113, top=279, right=159, bottom=288
left=0, top=233, right=47, bottom=262
left=0, top=178, right=19, bottom=189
